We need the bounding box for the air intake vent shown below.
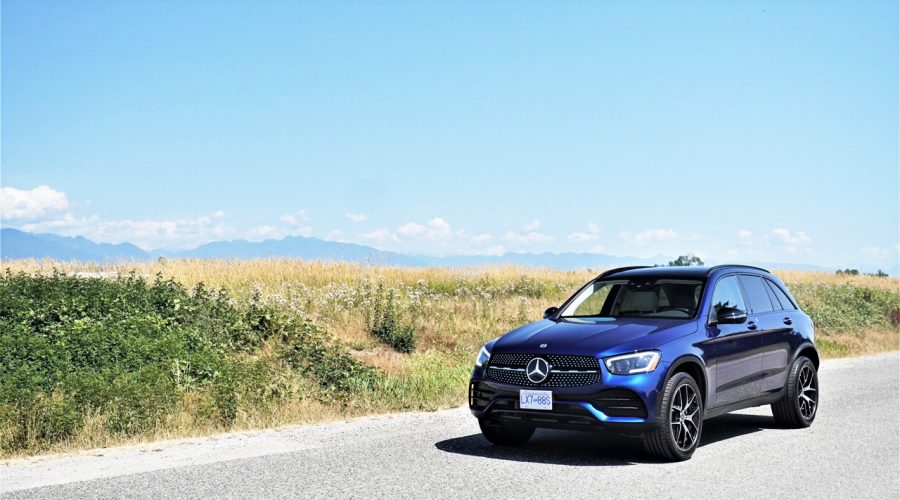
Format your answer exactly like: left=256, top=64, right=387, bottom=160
left=594, top=389, right=647, bottom=418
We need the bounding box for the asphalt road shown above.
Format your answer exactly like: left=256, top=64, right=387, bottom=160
left=3, top=352, right=898, bottom=499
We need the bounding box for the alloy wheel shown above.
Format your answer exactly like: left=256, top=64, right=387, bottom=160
left=798, top=365, right=818, bottom=419
left=670, top=383, right=701, bottom=451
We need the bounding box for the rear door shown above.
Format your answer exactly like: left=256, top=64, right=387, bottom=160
left=706, top=275, right=762, bottom=407
left=737, top=275, right=785, bottom=395
left=754, top=277, right=801, bottom=393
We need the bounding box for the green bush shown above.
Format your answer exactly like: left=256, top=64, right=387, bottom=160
left=280, top=315, right=378, bottom=394
left=0, top=271, right=375, bottom=454
left=368, top=284, right=417, bottom=353
left=789, top=282, right=900, bottom=333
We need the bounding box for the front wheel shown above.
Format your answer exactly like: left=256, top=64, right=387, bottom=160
left=478, top=419, right=534, bottom=446
left=643, top=372, right=704, bottom=461
left=771, top=356, right=818, bottom=428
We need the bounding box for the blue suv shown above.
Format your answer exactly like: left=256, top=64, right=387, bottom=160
left=469, top=265, right=819, bottom=461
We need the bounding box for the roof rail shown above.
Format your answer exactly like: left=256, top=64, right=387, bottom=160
left=707, top=264, right=770, bottom=274
left=595, top=266, right=652, bottom=280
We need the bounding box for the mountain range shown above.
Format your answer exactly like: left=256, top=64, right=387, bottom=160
left=0, top=227, right=881, bottom=274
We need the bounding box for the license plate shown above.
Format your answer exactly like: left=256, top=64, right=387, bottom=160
left=520, top=390, right=553, bottom=410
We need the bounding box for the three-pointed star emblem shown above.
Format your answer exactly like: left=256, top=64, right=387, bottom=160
left=526, top=357, right=550, bottom=384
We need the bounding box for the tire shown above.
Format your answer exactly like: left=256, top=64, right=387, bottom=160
left=478, top=419, right=535, bottom=446
left=643, top=372, right=704, bottom=461
left=771, top=356, right=818, bottom=428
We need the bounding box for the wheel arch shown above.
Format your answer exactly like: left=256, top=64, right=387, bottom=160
left=665, top=355, right=709, bottom=406
left=793, top=343, right=820, bottom=369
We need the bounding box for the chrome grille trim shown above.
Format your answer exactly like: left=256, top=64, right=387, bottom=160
left=486, top=353, right=602, bottom=387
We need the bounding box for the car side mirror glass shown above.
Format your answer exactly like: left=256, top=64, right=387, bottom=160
left=714, top=306, right=748, bottom=325
left=543, top=306, right=559, bottom=319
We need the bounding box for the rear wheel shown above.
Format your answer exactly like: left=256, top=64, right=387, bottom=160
left=772, top=356, right=818, bottom=428
left=643, top=372, right=704, bottom=461
left=478, top=419, right=534, bottom=446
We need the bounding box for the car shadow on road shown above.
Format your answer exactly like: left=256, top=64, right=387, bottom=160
left=435, top=413, right=779, bottom=466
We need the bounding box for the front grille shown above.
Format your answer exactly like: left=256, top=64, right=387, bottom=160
left=490, top=353, right=601, bottom=370
left=486, top=353, right=601, bottom=387
left=594, top=389, right=647, bottom=418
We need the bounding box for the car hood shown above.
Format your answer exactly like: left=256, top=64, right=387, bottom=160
left=491, top=317, right=697, bottom=358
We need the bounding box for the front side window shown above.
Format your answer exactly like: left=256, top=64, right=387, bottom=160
left=560, top=279, right=704, bottom=319
left=710, top=276, right=746, bottom=314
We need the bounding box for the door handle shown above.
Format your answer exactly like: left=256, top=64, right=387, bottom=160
left=783, top=317, right=792, bottom=325
left=747, top=320, right=758, bottom=330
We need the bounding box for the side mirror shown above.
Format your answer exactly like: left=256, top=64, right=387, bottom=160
left=714, top=306, right=748, bottom=325
left=543, top=306, right=560, bottom=319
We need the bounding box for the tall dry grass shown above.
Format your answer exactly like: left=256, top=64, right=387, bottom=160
left=4, top=259, right=898, bottom=356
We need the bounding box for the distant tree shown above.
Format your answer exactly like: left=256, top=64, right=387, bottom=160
left=668, top=254, right=704, bottom=267
left=866, top=269, right=889, bottom=278
left=836, top=269, right=860, bottom=276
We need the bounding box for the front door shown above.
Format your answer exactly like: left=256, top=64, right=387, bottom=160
left=706, top=275, right=762, bottom=407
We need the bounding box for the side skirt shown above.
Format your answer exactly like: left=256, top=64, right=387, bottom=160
left=704, top=388, right=785, bottom=420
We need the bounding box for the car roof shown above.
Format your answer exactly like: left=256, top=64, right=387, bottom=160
left=598, top=265, right=770, bottom=280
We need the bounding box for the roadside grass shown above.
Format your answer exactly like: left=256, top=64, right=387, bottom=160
left=1, top=259, right=898, bottom=458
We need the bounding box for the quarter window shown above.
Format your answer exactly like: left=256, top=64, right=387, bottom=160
left=710, top=276, right=746, bottom=313
left=738, top=275, right=775, bottom=314
left=766, top=280, right=796, bottom=310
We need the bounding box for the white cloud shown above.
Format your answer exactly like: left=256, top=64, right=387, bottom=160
left=568, top=223, right=601, bottom=242
left=326, top=229, right=344, bottom=241
left=247, top=225, right=281, bottom=240
left=397, top=222, right=425, bottom=237
left=568, top=232, right=597, bottom=242
left=618, top=228, right=688, bottom=246
left=291, top=226, right=314, bottom=238
left=522, top=220, right=541, bottom=231
left=1, top=185, right=69, bottom=220
left=738, top=229, right=754, bottom=245
left=771, top=228, right=811, bottom=245
left=20, top=210, right=232, bottom=250
left=280, top=210, right=310, bottom=226
left=424, top=217, right=452, bottom=238
left=360, top=228, right=398, bottom=242
left=345, top=213, right=368, bottom=223
left=396, top=217, right=453, bottom=240
left=484, top=245, right=506, bottom=256
left=504, top=230, right=554, bottom=245
left=358, top=218, right=499, bottom=256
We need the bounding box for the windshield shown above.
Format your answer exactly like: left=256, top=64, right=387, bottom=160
left=559, top=278, right=705, bottom=319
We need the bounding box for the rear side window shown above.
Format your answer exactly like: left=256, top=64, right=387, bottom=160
left=766, top=280, right=797, bottom=310
left=710, top=276, right=746, bottom=313
left=738, top=275, right=775, bottom=314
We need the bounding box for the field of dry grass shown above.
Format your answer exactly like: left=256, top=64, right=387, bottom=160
left=4, top=259, right=592, bottom=356
left=6, top=258, right=897, bottom=354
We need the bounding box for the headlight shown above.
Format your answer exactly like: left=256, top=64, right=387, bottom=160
left=604, top=351, right=661, bottom=375
left=475, top=346, right=491, bottom=367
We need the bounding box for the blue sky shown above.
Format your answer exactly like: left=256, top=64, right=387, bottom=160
left=2, top=1, right=898, bottom=269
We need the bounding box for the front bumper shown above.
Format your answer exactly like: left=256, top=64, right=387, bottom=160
left=469, top=365, right=667, bottom=433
